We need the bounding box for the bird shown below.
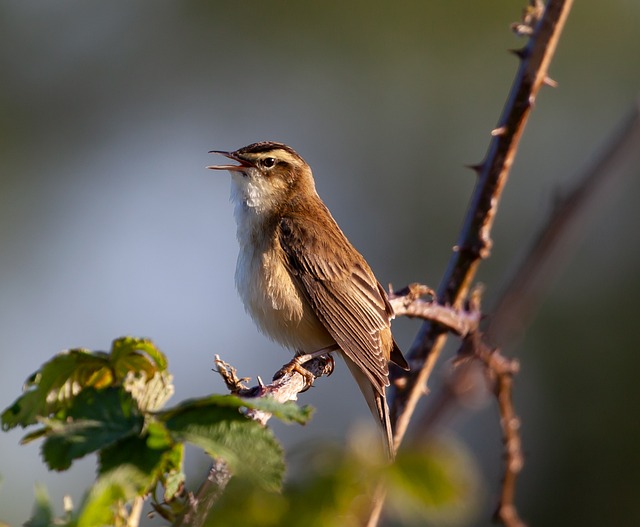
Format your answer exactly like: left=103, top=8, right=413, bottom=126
left=207, top=141, right=409, bottom=458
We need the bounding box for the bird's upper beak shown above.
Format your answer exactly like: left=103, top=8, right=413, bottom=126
left=206, top=150, right=253, bottom=171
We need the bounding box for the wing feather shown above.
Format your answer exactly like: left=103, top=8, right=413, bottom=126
left=278, top=212, right=393, bottom=394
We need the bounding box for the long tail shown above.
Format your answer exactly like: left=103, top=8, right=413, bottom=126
left=343, top=356, right=395, bottom=459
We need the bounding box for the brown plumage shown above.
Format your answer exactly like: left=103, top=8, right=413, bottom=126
left=208, top=141, right=409, bottom=458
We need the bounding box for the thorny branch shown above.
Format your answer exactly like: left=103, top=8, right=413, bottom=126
left=403, top=99, right=640, bottom=527
left=390, top=0, right=574, bottom=449
left=473, top=340, right=524, bottom=527
left=480, top=100, right=640, bottom=527
left=374, top=1, right=574, bottom=526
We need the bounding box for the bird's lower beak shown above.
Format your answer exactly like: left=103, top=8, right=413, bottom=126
left=207, top=150, right=252, bottom=171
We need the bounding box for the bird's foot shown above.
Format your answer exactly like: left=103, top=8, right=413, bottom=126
left=273, top=345, right=339, bottom=392
left=273, top=356, right=316, bottom=392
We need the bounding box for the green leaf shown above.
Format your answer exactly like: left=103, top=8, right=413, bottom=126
left=41, top=387, right=143, bottom=471
left=1, top=337, right=172, bottom=434
left=162, top=393, right=312, bottom=425
left=163, top=401, right=284, bottom=491
left=122, top=370, right=174, bottom=412
left=1, top=349, right=112, bottom=430
left=98, top=430, right=184, bottom=498
left=238, top=396, right=314, bottom=425
left=146, top=419, right=173, bottom=450
left=110, top=336, right=168, bottom=379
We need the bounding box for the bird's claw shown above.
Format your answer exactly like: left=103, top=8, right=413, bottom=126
left=273, top=355, right=316, bottom=392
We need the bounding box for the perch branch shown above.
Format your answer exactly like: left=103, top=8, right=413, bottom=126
left=215, top=354, right=335, bottom=425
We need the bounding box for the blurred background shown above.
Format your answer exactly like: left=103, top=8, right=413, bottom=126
left=1, top=1, right=639, bottom=525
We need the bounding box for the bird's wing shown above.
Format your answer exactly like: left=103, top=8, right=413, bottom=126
left=278, top=213, right=394, bottom=394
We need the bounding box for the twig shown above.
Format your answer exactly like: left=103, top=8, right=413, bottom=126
left=388, top=283, right=480, bottom=336
left=469, top=335, right=525, bottom=527
left=172, top=458, right=232, bottom=527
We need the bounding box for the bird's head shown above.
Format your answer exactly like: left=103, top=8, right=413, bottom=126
left=208, top=141, right=315, bottom=214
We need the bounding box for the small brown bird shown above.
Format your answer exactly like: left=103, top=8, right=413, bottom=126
left=207, top=141, right=408, bottom=458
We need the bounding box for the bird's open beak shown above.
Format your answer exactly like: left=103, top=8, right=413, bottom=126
left=206, top=150, right=253, bottom=171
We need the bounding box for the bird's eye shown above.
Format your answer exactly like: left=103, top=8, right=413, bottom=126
left=263, top=157, right=276, bottom=168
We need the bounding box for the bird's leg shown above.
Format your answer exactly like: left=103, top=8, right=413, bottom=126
left=274, top=344, right=339, bottom=391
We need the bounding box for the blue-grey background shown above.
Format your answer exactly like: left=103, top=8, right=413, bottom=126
left=1, top=2, right=639, bottom=525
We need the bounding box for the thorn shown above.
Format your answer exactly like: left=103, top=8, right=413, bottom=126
left=257, top=376, right=265, bottom=387
left=491, top=126, right=507, bottom=137
left=465, top=162, right=484, bottom=174
left=508, top=47, right=528, bottom=60
left=543, top=76, right=558, bottom=88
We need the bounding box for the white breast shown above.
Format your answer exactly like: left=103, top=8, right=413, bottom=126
left=231, top=176, right=333, bottom=353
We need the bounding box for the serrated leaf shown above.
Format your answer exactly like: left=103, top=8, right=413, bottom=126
left=2, top=337, right=172, bottom=434
left=122, top=370, right=174, bottom=412
left=1, top=349, right=112, bottom=430
left=41, top=388, right=143, bottom=471
left=164, top=403, right=284, bottom=491
left=110, top=337, right=168, bottom=379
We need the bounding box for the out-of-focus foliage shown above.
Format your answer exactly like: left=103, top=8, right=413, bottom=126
left=1, top=338, right=316, bottom=527
left=205, top=432, right=479, bottom=527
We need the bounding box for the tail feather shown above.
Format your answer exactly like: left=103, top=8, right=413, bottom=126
left=374, top=390, right=395, bottom=460
left=343, top=355, right=395, bottom=459
left=389, top=339, right=409, bottom=371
